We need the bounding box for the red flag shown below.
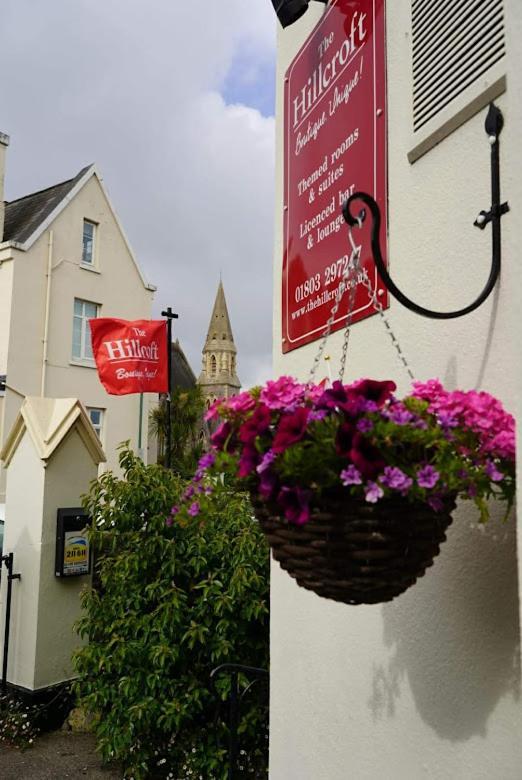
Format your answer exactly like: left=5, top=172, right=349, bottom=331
left=89, top=318, right=168, bottom=395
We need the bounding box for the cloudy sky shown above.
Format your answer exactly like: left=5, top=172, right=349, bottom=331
left=0, top=0, right=276, bottom=388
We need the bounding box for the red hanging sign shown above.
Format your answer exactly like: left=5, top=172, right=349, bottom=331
left=282, top=0, right=388, bottom=353
left=90, top=318, right=168, bottom=395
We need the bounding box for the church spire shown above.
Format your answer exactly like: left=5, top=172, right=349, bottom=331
left=203, top=280, right=235, bottom=350
left=198, top=281, right=240, bottom=407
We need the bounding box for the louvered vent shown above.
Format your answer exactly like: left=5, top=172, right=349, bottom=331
left=412, top=0, right=505, bottom=132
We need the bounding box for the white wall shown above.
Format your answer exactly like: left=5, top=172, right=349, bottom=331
left=270, top=2, right=522, bottom=778
left=0, top=172, right=155, bottom=502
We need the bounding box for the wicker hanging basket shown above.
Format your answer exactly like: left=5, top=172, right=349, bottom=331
left=252, top=492, right=455, bottom=605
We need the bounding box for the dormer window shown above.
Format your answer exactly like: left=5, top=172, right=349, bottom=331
left=82, top=220, right=97, bottom=266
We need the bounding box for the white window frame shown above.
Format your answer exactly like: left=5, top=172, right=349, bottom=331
left=82, top=219, right=97, bottom=267
left=87, top=407, right=105, bottom=444
left=72, top=298, right=99, bottom=364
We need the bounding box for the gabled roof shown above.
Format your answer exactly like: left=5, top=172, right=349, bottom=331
left=0, top=397, right=106, bottom=467
left=3, top=165, right=91, bottom=245
left=171, top=340, right=197, bottom=390
left=1, top=164, right=155, bottom=291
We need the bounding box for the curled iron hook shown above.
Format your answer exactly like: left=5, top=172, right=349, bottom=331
left=342, top=103, right=509, bottom=320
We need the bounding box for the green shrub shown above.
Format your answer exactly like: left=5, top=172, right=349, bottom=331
left=73, top=446, right=269, bottom=779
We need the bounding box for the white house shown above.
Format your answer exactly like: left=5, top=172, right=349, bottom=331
left=270, top=2, right=522, bottom=779
left=0, top=134, right=156, bottom=505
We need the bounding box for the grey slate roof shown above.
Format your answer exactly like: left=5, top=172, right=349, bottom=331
left=171, top=341, right=197, bottom=390
left=2, top=165, right=92, bottom=244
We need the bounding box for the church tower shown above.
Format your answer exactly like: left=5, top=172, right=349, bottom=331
left=198, top=281, right=241, bottom=409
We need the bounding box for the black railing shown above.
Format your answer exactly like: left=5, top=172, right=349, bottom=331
left=210, top=663, right=269, bottom=779
left=2, top=552, right=21, bottom=693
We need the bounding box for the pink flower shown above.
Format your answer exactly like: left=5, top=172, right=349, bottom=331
left=411, top=379, right=445, bottom=401
left=260, top=376, right=306, bottom=411
left=204, top=400, right=222, bottom=421
left=223, top=391, right=257, bottom=415
left=188, top=502, right=200, bottom=517
left=485, top=430, right=515, bottom=460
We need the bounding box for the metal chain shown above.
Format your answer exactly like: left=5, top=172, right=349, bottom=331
left=308, top=224, right=415, bottom=384
left=354, top=238, right=416, bottom=381
left=308, top=235, right=361, bottom=383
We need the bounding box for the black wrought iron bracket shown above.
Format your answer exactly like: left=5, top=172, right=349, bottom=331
left=342, top=103, right=509, bottom=319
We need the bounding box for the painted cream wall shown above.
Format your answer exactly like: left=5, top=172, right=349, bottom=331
left=0, top=423, right=99, bottom=690
left=35, top=426, right=98, bottom=689
left=0, top=172, right=155, bottom=501
left=0, top=257, right=14, bottom=374
left=0, top=431, right=44, bottom=689
left=270, top=2, right=522, bottom=779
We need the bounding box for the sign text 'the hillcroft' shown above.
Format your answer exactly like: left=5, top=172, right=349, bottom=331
left=282, top=0, right=388, bottom=353
left=293, top=9, right=368, bottom=128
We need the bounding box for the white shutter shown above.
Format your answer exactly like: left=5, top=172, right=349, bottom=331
left=412, top=0, right=505, bottom=133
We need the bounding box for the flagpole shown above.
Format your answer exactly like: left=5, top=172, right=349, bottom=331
left=138, top=392, right=144, bottom=460
left=161, top=307, right=178, bottom=469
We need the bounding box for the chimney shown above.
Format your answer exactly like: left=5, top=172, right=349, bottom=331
left=0, top=131, right=10, bottom=242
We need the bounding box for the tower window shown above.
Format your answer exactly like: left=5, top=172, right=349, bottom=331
left=210, top=355, right=217, bottom=377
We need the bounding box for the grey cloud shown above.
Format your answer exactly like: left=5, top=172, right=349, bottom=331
left=0, top=0, right=276, bottom=387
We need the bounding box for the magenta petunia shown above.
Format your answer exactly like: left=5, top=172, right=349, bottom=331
left=239, top=404, right=271, bottom=445
left=238, top=445, right=261, bottom=477
left=277, top=486, right=311, bottom=525
left=188, top=502, right=200, bottom=517
left=349, top=432, right=385, bottom=479
left=335, top=422, right=355, bottom=457
left=272, top=407, right=310, bottom=454
left=350, top=379, right=396, bottom=407
left=211, top=421, right=232, bottom=450
left=259, top=469, right=278, bottom=500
